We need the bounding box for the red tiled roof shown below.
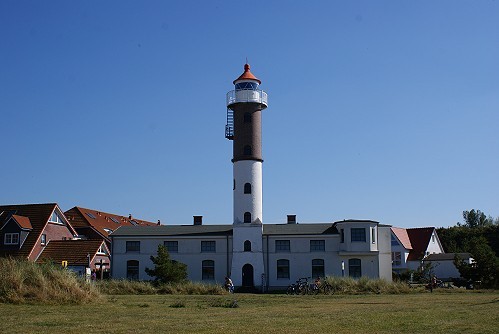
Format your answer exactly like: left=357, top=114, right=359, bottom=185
left=65, top=206, right=157, bottom=242
left=406, top=227, right=435, bottom=261
left=11, top=214, right=32, bottom=230
left=0, top=203, right=63, bottom=259
left=391, top=227, right=412, bottom=249
left=37, top=239, right=107, bottom=266
left=233, top=63, right=262, bottom=84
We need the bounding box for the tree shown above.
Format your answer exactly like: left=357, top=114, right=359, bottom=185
left=145, top=245, right=187, bottom=284
left=460, top=209, right=493, bottom=228
left=453, top=236, right=499, bottom=287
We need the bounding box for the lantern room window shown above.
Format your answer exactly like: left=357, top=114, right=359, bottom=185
left=235, top=82, right=259, bottom=90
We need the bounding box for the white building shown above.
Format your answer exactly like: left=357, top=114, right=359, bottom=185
left=111, top=217, right=392, bottom=289
left=110, top=64, right=393, bottom=289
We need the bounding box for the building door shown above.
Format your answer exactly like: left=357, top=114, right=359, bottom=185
left=242, top=263, right=254, bottom=287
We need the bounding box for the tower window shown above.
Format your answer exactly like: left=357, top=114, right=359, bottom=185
left=243, top=112, right=252, bottom=123
left=243, top=145, right=252, bottom=155
left=244, top=212, right=252, bottom=223
left=244, top=183, right=252, bottom=194
left=351, top=228, right=366, bottom=242
left=235, top=82, right=258, bottom=90
left=244, top=240, right=251, bottom=252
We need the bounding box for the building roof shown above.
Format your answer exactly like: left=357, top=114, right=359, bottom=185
left=233, top=63, right=261, bottom=85
left=0, top=203, right=69, bottom=259
left=65, top=206, right=157, bottom=242
left=406, top=227, right=436, bottom=261
left=37, top=239, right=107, bottom=266
left=391, top=227, right=413, bottom=249
left=424, top=253, right=473, bottom=261
left=11, top=214, right=33, bottom=230
left=110, top=223, right=339, bottom=237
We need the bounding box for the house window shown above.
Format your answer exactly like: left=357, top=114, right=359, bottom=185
left=277, top=259, right=290, bottom=279
left=310, top=240, right=325, bottom=252
left=392, top=252, right=401, bottom=266
left=126, top=260, right=139, bottom=280
left=41, top=234, right=47, bottom=245
left=372, top=228, right=376, bottom=243
left=201, top=241, right=216, bottom=253
left=243, top=112, right=252, bottom=123
left=126, top=241, right=140, bottom=252
left=312, top=259, right=325, bottom=278
left=244, top=183, right=252, bottom=194
left=244, top=240, right=251, bottom=252
left=351, top=228, right=366, bottom=242
left=164, top=241, right=178, bottom=253
left=202, top=260, right=215, bottom=280
left=243, top=145, right=252, bottom=155
left=391, top=234, right=399, bottom=246
left=348, top=258, right=362, bottom=278
left=49, top=211, right=64, bottom=224
left=340, top=229, right=344, bottom=243
left=275, top=240, right=290, bottom=252
left=4, top=233, right=19, bottom=245
left=244, top=212, right=252, bottom=223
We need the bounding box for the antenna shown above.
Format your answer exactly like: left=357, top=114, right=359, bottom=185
left=246, top=57, right=248, bottom=64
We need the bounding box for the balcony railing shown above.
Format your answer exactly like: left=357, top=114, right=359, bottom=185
left=226, top=89, right=268, bottom=108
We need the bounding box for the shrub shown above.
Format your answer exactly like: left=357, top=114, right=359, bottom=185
left=321, top=276, right=413, bottom=295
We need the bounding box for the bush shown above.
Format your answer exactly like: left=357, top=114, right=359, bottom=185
left=0, top=257, right=100, bottom=304
left=96, top=279, right=227, bottom=295
left=321, top=276, right=413, bottom=295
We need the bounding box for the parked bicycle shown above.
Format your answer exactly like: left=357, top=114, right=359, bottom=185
left=286, top=277, right=311, bottom=295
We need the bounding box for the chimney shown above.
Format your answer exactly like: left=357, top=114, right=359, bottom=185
left=129, top=214, right=132, bottom=220
left=193, top=216, right=203, bottom=225
left=157, top=220, right=161, bottom=226
left=287, top=215, right=297, bottom=224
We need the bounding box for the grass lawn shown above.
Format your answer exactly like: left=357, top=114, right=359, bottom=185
left=1, top=291, right=498, bottom=333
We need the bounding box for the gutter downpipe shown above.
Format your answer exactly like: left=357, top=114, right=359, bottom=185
left=226, top=235, right=230, bottom=277
left=266, top=234, right=269, bottom=290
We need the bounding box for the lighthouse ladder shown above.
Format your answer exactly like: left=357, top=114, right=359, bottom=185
left=225, top=108, right=234, bottom=140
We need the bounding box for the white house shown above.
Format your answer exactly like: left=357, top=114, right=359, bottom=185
left=110, top=217, right=393, bottom=289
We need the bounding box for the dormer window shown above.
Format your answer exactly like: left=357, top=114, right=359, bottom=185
left=235, top=81, right=259, bottom=90
left=4, top=233, right=19, bottom=245
left=103, top=228, right=113, bottom=234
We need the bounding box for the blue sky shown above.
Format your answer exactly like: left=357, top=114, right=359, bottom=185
left=1, top=1, right=498, bottom=228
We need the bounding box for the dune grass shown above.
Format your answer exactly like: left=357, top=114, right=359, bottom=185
left=0, top=292, right=497, bottom=333
left=0, top=257, right=99, bottom=304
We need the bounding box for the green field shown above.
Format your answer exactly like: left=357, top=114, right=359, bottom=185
left=1, top=292, right=498, bottom=333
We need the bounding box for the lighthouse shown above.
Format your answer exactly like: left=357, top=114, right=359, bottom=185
left=226, top=63, right=268, bottom=289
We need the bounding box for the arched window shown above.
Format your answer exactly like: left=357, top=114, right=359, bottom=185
left=348, top=258, right=362, bottom=278
left=243, top=145, right=252, bottom=156
left=244, top=183, right=252, bottom=194
left=312, top=259, right=325, bottom=278
left=244, top=240, right=251, bottom=252
left=126, top=260, right=139, bottom=280
left=244, top=112, right=252, bottom=123
left=277, top=259, right=290, bottom=279
left=202, top=260, right=215, bottom=280
left=244, top=212, right=251, bottom=223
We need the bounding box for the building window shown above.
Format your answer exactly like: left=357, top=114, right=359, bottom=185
left=202, top=260, right=215, bottom=280
left=244, top=183, right=252, bottom=194
left=340, top=229, right=344, bottom=243
left=310, top=240, right=325, bottom=252
left=126, top=260, right=139, bottom=280
left=243, top=112, right=252, bottom=123
left=49, top=211, right=64, bottom=224
left=351, top=228, right=366, bottom=242
left=244, top=240, right=251, bottom=252
left=432, top=234, right=435, bottom=243
left=391, top=234, right=399, bottom=246
left=275, top=240, right=290, bottom=252
left=243, top=145, right=252, bottom=155
left=277, top=259, right=290, bottom=279
left=372, top=228, right=376, bottom=243
left=4, top=233, right=19, bottom=245
left=348, top=258, right=362, bottom=278
left=201, top=241, right=216, bottom=253
left=164, top=241, right=178, bottom=253
left=312, top=259, right=325, bottom=278
left=41, top=234, right=47, bottom=245
left=392, top=252, right=401, bottom=266
left=126, top=241, right=140, bottom=252
left=244, top=212, right=252, bottom=223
